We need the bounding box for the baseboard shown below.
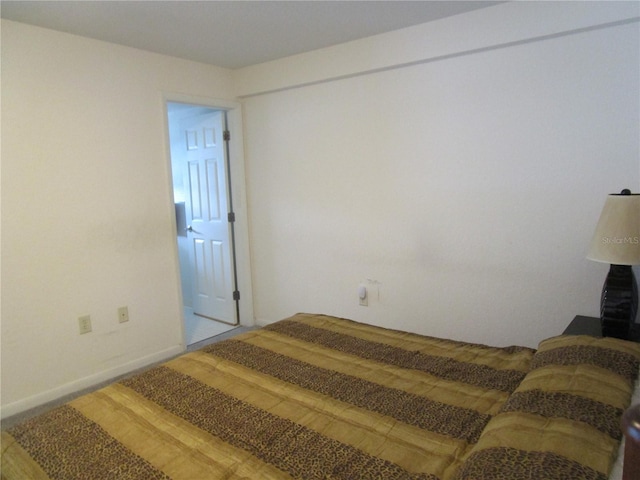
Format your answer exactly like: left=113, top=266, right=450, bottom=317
left=1, top=345, right=184, bottom=420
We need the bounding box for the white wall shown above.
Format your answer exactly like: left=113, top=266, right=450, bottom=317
left=2, top=1, right=639, bottom=418
left=237, top=2, right=640, bottom=347
left=0, top=20, right=238, bottom=416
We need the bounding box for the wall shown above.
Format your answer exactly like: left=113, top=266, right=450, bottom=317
left=237, top=1, right=640, bottom=347
left=2, top=1, right=639, bottom=418
left=0, top=20, right=238, bottom=416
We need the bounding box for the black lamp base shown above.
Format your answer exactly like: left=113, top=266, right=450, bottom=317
left=600, top=264, right=639, bottom=339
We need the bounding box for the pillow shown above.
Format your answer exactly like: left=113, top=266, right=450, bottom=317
left=453, top=334, right=640, bottom=480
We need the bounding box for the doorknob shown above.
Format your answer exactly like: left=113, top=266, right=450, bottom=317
left=186, top=225, right=195, bottom=233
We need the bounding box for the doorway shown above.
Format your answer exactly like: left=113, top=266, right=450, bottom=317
left=167, top=101, right=239, bottom=345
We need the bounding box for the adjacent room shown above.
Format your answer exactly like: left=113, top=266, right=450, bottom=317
left=2, top=1, right=639, bottom=478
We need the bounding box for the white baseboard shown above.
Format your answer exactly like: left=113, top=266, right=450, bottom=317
left=1, top=345, right=184, bottom=420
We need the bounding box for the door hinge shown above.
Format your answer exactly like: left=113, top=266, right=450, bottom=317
left=228, top=212, right=235, bottom=223
left=223, top=130, right=230, bottom=142
left=233, top=291, right=240, bottom=301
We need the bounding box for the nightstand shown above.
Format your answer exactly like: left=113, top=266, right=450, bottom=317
left=564, top=315, right=602, bottom=336
left=564, top=315, right=640, bottom=341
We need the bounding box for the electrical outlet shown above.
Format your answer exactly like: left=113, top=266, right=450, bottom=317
left=118, top=306, right=129, bottom=323
left=78, top=315, right=92, bottom=334
left=358, top=285, right=368, bottom=306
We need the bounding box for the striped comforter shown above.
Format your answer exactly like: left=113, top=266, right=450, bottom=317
left=2, top=313, right=639, bottom=479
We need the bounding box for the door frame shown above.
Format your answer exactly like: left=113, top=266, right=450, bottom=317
left=162, top=93, right=254, bottom=348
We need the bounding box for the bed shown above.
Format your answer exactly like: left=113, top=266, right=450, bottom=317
left=2, top=312, right=640, bottom=479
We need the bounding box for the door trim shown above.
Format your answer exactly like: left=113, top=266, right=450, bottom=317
left=162, top=93, right=254, bottom=348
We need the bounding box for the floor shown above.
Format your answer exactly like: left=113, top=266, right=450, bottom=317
left=183, top=307, right=238, bottom=346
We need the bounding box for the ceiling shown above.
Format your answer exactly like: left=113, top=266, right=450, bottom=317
left=0, top=1, right=502, bottom=69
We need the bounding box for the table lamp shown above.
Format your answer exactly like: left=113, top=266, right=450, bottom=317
left=587, top=189, right=640, bottom=339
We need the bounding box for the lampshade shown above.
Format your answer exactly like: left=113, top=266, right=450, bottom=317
left=587, top=192, right=640, bottom=266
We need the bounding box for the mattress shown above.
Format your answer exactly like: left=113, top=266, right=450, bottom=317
left=2, top=313, right=639, bottom=479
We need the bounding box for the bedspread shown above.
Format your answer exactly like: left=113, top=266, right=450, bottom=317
left=2, top=313, right=639, bottom=479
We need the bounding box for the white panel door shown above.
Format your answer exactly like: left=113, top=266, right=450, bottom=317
left=180, top=111, right=235, bottom=324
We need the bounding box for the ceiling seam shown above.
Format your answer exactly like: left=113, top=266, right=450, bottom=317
left=237, top=16, right=640, bottom=99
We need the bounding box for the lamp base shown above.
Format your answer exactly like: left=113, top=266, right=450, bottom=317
left=600, top=264, right=638, bottom=339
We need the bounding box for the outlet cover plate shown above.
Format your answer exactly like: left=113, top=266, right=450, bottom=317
left=78, top=315, right=92, bottom=334
left=118, top=306, right=129, bottom=323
